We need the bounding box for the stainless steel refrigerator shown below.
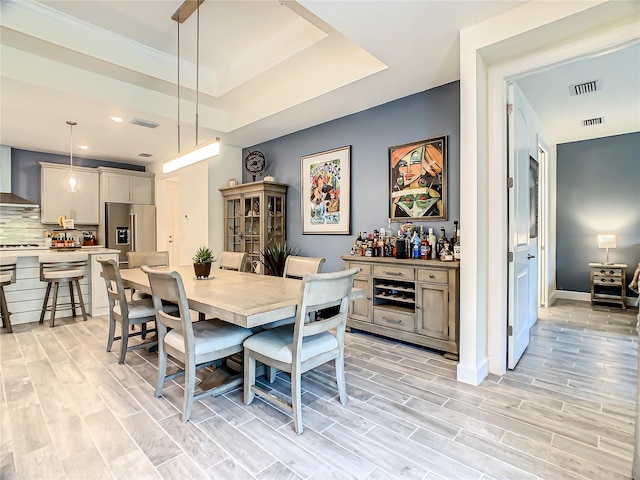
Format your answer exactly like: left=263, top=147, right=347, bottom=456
left=105, top=203, right=156, bottom=266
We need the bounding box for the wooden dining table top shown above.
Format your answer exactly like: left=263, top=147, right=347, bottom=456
left=120, top=265, right=363, bottom=329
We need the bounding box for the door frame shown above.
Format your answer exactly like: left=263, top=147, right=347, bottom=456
left=485, top=26, right=639, bottom=376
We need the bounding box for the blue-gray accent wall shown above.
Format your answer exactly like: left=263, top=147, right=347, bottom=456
left=243, top=82, right=460, bottom=273
left=556, top=132, right=640, bottom=296
left=11, top=149, right=145, bottom=204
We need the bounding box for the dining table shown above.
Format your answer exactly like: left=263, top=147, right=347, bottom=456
left=119, top=265, right=364, bottom=394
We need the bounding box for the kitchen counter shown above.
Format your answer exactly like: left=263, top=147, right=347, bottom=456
left=1, top=248, right=120, bottom=326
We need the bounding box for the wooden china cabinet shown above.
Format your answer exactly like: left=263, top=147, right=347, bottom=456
left=219, top=181, right=287, bottom=274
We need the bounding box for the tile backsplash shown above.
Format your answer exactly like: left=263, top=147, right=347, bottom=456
left=0, top=206, right=96, bottom=245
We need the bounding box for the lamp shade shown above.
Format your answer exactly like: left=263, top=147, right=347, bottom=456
left=163, top=137, right=221, bottom=174
left=597, top=234, right=617, bottom=249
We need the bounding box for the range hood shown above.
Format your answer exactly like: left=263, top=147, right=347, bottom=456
left=0, top=145, right=39, bottom=208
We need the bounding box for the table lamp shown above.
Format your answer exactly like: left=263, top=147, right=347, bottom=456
left=597, top=234, right=616, bottom=264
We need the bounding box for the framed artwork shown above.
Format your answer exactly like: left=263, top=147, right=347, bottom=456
left=389, top=135, right=447, bottom=221
left=301, top=145, right=351, bottom=234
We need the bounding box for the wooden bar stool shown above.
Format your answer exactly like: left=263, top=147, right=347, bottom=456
left=39, top=253, right=88, bottom=327
left=0, top=255, right=17, bottom=333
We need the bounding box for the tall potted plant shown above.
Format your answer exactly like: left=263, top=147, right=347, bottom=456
left=260, top=242, right=300, bottom=276
left=193, top=246, right=216, bottom=279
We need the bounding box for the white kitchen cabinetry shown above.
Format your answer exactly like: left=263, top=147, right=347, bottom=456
left=98, top=167, right=154, bottom=204
left=40, top=162, right=99, bottom=224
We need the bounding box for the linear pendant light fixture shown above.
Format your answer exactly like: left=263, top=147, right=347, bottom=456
left=64, top=120, right=81, bottom=192
left=163, top=0, right=220, bottom=174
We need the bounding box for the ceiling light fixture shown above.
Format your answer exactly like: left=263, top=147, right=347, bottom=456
left=79, top=145, right=89, bottom=151
left=163, top=0, right=220, bottom=174
left=63, top=121, right=81, bottom=192
left=110, top=116, right=123, bottom=123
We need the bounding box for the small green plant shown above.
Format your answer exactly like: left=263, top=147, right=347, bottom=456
left=192, top=246, right=216, bottom=264
left=260, top=242, right=300, bottom=276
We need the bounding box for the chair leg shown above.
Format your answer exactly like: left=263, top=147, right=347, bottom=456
left=39, top=282, right=52, bottom=324
left=155, top=348, right=167, bottom=398
left=69, top=281, right=76, bottom=318
left=182, top=358, right=196, bottom=422
left=243, top=348, right=256, bottom=405
left=267, top=366, right=278, bottom=383
left=141, top=322, right=147, bottom=340
left=49, top=282, right=59, bottom=328
left=0, top=287, right=12, bottom=333
left=118, top=319, right=129, bottom=364
left=74, top=280, right=87, bottom=321
left=106, top=314, right=116, bottom=352
left=291, top=365, right=303, bottom=434
left=335, top=354, right=348, bottom=405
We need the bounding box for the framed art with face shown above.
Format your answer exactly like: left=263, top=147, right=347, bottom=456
left=389, top=135, right=447, bottom=221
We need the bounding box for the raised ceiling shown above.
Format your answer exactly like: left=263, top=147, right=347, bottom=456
left=0, top=0, right=637, bottom=165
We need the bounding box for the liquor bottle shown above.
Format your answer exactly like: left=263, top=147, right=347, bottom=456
left=453, top=229, right=461, bottom=260
left=411, top=230, right=421, bottom=259
left=428, top=228, right=437, bottom=259
left=452, top=221, right=459, bottom=246
left=440, top=242, right=453, bottom=261
left=437, top=227, right=448, bottom=257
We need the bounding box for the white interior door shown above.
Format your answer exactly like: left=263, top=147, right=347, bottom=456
left=507, top=82, right=534, bottom=369
left=157, top=178, right=181, bottom=265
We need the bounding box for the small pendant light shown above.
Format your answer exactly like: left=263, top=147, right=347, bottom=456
left=64, top=120, right=81, bottom=192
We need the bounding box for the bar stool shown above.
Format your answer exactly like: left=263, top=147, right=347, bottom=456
left=39, top=253, right=88, bottom=327
left=0, top=255, right=17, bottom=333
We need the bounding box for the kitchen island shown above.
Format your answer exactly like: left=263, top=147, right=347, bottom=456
left=0, top=247, right=119, bottom=326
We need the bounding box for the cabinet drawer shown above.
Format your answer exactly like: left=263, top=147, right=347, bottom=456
left=593, top=275, right=623, bottom=286
left=593, top=267, right=623, bottom=277
left=346, top=262, right=372, bottom=278
left=373, top=265, right=414, bottom=280
left=374, top=308, right=415, bottom=332
left=417, top=268, right=448, bottom=284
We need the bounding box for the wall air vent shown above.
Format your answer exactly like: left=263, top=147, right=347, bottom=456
left=582, top=117, right=604, bottom=127
left=137, top=153, right=153, bottom=157
left=130, top=118, right=159, bottom=129
left=570, top=79, right=601, bottom=96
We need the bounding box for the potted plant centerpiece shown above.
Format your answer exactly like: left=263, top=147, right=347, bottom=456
left=259, top=242, right=300, bottom=276
left=193, top=246, right=216, bottom=279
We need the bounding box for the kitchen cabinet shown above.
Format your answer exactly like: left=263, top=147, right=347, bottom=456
left=342, top=256, right=459, bottom=358
left=219, top=181, right=287, bottom=273
left=40, top=162, right=99, bottom=224
left=98, top=167, right=154, bottom=204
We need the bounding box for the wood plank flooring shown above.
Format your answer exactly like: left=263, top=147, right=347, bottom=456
left=1, top=299, right=637, bottom=479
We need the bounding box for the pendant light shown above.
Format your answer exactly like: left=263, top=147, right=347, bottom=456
left=64, top=120, right=81, bottom=192
left=163, top=0, right=220, bottom=174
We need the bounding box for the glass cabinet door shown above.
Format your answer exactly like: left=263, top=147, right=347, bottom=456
left=243, top=195, right=261, bottom=269
left=266, top=194, right=285, bottom=246
left=225, top=198, right=242, bottom=252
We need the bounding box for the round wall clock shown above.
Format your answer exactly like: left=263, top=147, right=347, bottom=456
left=244, top=151, right=266, bottom=181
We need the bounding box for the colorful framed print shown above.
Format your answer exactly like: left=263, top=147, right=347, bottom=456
left=389, top=135, right=447, bottom=221
left=301, top=146, right=351, bottom=234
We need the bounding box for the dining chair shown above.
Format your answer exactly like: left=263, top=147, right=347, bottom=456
left=126, top=251, right=170, bottom=300
left=142, top=265, right=254, bottom=422
left=243, top=267, right=360, bottom=434
left=282, top=256, right=326, bottom=279
left=219, top=251, right=249, bottom=272
left=39, top=252, right=88, bottom=327
left=0, top=255, right=17, bottom=333
left=97, top=257, right=167, bottom=364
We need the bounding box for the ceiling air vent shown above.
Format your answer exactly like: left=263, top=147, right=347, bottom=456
left=130, top=118, right=159, bottom=129
left=582, top=117, right=604, bottom=127
left=569, top=79, right=601, bottom=96
left=137, top=152, right=153, bottom=157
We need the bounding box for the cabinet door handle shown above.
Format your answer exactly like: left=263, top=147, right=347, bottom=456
left=429, top=274, right=435, bottom=279
left=383, top=317, right=402, bottom=324
left=416, top=304, right=421, bottom=309
left=384, top=271, right=402, bottom=276
left=366, top=296, right=372, bottom=300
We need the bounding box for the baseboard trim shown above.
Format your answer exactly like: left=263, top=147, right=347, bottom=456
left=554, top=290, right=639, bottom=307
left=457, top=357, right=489, bottom=386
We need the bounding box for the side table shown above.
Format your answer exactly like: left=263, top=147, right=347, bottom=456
left=589, top=262, right=627, bottom=310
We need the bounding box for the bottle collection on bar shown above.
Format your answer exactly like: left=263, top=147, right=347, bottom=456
left=349, top=221, right=460, bottom=262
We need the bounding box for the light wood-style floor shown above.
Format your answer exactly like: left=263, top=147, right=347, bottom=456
left=1, top=299, right=637, bottom=480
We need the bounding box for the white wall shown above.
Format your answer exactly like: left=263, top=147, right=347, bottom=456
left=458, top=0, right=637, bottom=383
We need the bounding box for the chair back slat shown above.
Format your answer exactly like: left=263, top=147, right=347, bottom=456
left=0, top=255, right=17, bottom=284
left=219, top=251, right=249, bottom=272
left=96, top=257, right=128, bottom=314
left=142, top=266, right=193, bottom=340
left=283, top=256, right=325, bottom=279
left=127, top=251, right=169, bottom=269
left=39, top=253, right=88, bottom=281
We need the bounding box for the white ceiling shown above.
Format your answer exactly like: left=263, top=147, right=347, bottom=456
left=0, top=0, right=637, bottom=166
